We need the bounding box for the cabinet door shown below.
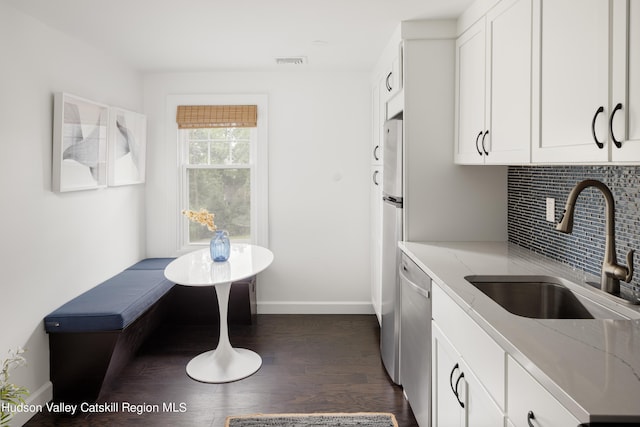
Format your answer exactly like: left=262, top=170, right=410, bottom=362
left=462, top=358, right=505, bottom=427
left=371, top=84, right=382, bottom=165
left=455, top=18, right=487, bottom=164
left=532, top=0, right=610, bottom=163
left=485, top=0, right=532, bottom=164
left=432, top=324, right=465, bottom=427
left=507, top=356, right=580, bottom=427
left=377, top=76, right=388, bottom=162
left=611, top=0, right=640, bottom=161
left=433, top=325, right=504, bottom=427
left=370, top=166, right=383, bottom=324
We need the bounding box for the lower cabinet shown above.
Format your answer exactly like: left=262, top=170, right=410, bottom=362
left=432, top=323, right=504, bottom=427
left=507, top=356, right=580, bottom=427
left=431, top=281, right=583, bottom=427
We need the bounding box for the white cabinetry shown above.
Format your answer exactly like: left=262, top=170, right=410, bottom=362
left=457, top=0, right=640, bottom=164
left=485, top=0, right=532, bottom=163
left=532, top=0, right=640, bottom=163
left=431, top=280, right=583, bottom=427
left=432, top=326, right=504, bottom=427
left=455, top=18, right=487, bottom=164
left=507, top=356, right=580, bottom=427
left=429, top=276, right=584, bottom=427
left=611, top=0, right=640, bottom=161
left=455, top=0, right=532, bottom=164
left=432, top=283, right=505, bottom=427
left=433, top=325, right=465, bottom=427
left=532, top=0, right=610, bottom=162
left=381, top=45, right=402, bottom=102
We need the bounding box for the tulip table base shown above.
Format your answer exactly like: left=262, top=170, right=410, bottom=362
left=185, top=281, right=262, bottom=383
left=186, top=347, right=262, bottom=383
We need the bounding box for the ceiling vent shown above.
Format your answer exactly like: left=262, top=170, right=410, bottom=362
left=275, top=56, right=307, bottom=65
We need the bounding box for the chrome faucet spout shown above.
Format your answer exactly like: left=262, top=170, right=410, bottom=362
left=555, top=179, right=634, bottom=295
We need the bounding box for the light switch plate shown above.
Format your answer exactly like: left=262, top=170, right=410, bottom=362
left=546, top=198, right=555, bottom=222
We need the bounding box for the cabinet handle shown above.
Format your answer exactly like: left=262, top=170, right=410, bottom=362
left=373, top=145, right=380, bottom=161
left=449, top=363, right=460, bottom=395
left=454, top=372, right=465, bottom=408
left=481, top=130, right=490, bottom=156
left=475, top=131, right=484, bottom=156
left=527, top=410, right=535, bottom=427
left=372, top=170, right=380, bottom=186
left=386, top=72, right=393, bottom=92
left=592, top=106, right=605, bottom=149
left=610, top=103, right=623, bottom=148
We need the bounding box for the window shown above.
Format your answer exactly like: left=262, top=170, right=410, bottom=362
left=180, top=127, right=254, bottom=243
left=174, top=99, right=268, bottom=249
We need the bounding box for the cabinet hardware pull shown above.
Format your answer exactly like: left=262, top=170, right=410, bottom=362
left=449, top=363, right=460, bottom=395
left=454, top=372, right=465, bottom=408
left=592, top=106, right=605, bottom=149
left=527, top=410, right=535, bottom=427
left=475, top=131, right=484, bottom=156
left=610, top=103, right=623, bottom=148
left=373, top=145, right=380, bottom=161
left=386, top=72, right=393, bottom=92
left=399, top=268, right=430, bottom=299
left=481, top=130, right=490, bottom=156
left=372, top=170, right=379, bottom=186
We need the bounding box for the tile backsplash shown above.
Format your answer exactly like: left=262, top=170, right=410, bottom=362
left=508, top=165, right=640, bottom=297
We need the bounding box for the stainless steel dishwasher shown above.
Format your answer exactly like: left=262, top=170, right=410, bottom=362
left=399, top=252, right=432, bottom=427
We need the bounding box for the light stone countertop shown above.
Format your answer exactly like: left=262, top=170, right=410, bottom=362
left=399, top=241, right=640, bottom=424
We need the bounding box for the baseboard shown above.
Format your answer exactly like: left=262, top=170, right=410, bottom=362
left=9, top=381, right=52, bottom=427
left=257, top=301, right=374, bottom=315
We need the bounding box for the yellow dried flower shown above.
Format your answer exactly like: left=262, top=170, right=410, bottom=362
left=181, top=208, right=217, bottom=232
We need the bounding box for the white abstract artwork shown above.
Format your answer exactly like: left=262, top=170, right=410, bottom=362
left=108, top=108, right=147, bottom=186
left=52, top=93, right=108, bottom=192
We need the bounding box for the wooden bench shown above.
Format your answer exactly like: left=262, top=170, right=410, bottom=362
left=44, top=258, right=256, bottom=403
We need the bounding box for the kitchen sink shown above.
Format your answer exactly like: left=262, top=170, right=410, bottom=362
left=465, top=276, right=630, bottom=320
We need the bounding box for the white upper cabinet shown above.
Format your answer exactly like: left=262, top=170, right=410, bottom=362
left=533, top=0, right=640, bottom=163
left=485, top=0, right=532, bottom=164
left=379, top=42, right=403, bottom=104
left=455, top=0, right=532, bottom=164
left=455, top=18, right=487, bottom=164
left=611, top=0, right=640, bottom=161
left=457, top=0, right=640, bottom=164
left=532, top=0, right=610, bottom=162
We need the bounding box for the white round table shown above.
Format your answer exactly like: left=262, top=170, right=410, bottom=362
left=164, top=244, right=274, bottom=383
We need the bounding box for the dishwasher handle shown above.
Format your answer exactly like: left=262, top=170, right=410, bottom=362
left=399, top=267, right=430, bottom=299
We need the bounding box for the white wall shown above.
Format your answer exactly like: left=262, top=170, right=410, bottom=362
left=143, top=71, right=372, bottom=313
left=0, top=3, right=145, bottom=424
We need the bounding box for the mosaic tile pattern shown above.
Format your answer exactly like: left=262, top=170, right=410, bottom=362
left=508, top=166, right=640, bottom=298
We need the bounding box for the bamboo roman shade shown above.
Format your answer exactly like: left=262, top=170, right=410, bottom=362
left=176, top=105, right=257, bottom=129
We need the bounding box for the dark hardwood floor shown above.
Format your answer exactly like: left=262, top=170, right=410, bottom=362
left=26, top=315, right=419, bottom=426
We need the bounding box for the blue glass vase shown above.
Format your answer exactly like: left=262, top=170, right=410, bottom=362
left=210, top=230, right=230, bottom=262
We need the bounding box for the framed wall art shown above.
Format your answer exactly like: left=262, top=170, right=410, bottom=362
left=108, top=107, right=147, bottom=186
left=52, top=93, right=109, bottom=192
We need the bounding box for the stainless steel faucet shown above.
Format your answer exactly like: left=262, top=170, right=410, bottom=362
left=556, top=179, right=635, bottom=295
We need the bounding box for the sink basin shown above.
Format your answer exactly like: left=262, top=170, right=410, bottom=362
left=465, top=276, right=629, bottom=319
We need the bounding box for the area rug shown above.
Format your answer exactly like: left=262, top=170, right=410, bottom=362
left=225, top=412, right=398, bottom=427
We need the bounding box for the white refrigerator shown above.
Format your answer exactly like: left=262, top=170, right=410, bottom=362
left=380, top=118, right=403, bottom=384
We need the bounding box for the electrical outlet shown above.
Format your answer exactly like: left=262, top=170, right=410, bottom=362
left=546, top=198, right=555, bottom=222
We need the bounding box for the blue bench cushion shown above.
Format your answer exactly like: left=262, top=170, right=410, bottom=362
left=127, top=258, right=175, bottom=270
left=45, top=265, right=175, bottom=333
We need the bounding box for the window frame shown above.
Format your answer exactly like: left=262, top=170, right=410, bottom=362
left=179, top=127, right=255, bottom=244
left=167, top=94, right=268, bottom=253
